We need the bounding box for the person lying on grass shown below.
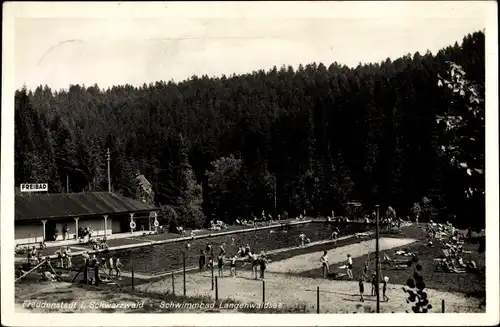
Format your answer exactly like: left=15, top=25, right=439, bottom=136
left=457, top=256, right=466, bottom=268
left=394, top=249, right=417, bottom=257
left=466, top=259, right=478, bottom=273
left=437, top=258, right=466, bottom=273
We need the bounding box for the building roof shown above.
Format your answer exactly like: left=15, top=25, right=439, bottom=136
left=135, top=174, right=152, bottom=189
left=15, top=192, right=158, bottom=221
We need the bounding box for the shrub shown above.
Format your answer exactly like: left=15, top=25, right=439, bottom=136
left=402, top=263, right=432, bottom=313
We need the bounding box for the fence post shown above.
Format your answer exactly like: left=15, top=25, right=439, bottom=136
left=215, top=276, right=218, bottom=301
left=83, top=261, right=88, bottom=284
left=171, top=273, right=175, bottom=295
left=211, top=256, right=214, bottom=290
left=131, top=268, right=134, bottom=291
left=183, top=252, right=186, bottom=296
left=262, top=280, right=265, bottom=304
left=95, top=265, right=100, bottom=286
left=317, top=286, right=320, bottom=314
left=441, top=299, right=445, bottom=313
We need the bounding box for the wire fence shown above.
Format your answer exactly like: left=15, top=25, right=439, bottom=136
left=119, top=263, right=484, bottom=313
left=16, top=258, right=483, bottom=314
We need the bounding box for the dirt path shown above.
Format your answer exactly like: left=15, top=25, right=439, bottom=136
left=266, top=237, right=416, bottom=274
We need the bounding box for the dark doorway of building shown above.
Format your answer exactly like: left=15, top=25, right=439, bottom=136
left=45, top=221, right=58, bottom=241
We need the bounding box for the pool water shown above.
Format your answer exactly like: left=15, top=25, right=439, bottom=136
left=75, top=222, right=370, bottom=275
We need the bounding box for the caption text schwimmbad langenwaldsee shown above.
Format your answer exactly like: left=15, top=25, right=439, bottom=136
left=21, top=300, right=284, bottom=311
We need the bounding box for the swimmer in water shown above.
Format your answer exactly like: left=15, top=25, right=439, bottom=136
left=331, top=227, right=340, bottom=244
left=299, top=233, right=306, bottom=247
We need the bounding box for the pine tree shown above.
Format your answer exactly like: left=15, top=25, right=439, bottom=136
left=176, top=134, right=205, bottom=228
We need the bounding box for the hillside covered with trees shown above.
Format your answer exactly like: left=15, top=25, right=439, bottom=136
left=15, top=31, right=485, bottom=229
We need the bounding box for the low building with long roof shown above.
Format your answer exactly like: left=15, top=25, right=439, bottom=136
left=15, top=192, right=158, bottom=245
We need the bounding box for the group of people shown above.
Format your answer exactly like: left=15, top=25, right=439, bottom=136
left=25, top=245, right=44, bottom=266
left=358, top=274, right=389, bottom=303
left=88, top=237, right=109, bottom=251
left=320, top=251, right=353, bottom=279
left=438, top=240, right=477, bottom=273
left=210, top=220, right=228, bottom=231
left=54, top=246, right=73, bottom=268
left=424, top=221, right=480, bottom=273
left=197, top=242, right=270, bottom=279
left=78, top=225, right=94, bottom=242
left=82, top=252, right=124, bottom=281
left=319, top=250, right=390, bottom=303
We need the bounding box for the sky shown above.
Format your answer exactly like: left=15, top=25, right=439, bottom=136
left=11, top=1, right=492, bottom=91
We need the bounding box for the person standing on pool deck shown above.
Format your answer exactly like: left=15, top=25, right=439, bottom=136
left=363, top=262, right=369, bottom=279
left=199, top=249, right=206, bottom=270
left=115, top=258, right=123, bottom=280
left=217, top=254, right=224, bottom=277
left=346, top=254, right=353, bottom=279
left=371, top=273, right=377, bottom=296
left=205, top=243, right=212, bottom=268
left=219, top=243, right=226, bottom=256
left=359, top=278, right=365, bottom=302
left=259, top=255, right=269, bottom=279
left=320, top=251, right=329, bottom=278
left=230, top=255, right=237, bottom=277
left=251, top=252, right=259, bottom=279
left=108, top=256, right=114, bottom=277
left=382, top=276, right=389, bottom=301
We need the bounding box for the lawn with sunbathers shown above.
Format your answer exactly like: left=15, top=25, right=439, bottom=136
left=295, top=225, right=485, bottom=297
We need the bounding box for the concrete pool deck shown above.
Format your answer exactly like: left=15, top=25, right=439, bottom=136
left=266, top=237, right=417, bottom=274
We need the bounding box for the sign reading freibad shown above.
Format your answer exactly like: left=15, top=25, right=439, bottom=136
left=20, top=183, right=48, bottom=192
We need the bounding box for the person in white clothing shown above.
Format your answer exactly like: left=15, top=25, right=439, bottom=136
left=346, top=254, right=353, bottom=280
left=320, top=251, right=329, bottom=277
left=108, top=257, right=114, bottom=277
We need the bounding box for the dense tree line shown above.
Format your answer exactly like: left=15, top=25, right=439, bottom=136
left=15, top=31, right=485, bottom=228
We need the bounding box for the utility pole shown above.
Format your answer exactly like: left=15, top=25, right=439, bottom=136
left=66, top=175, right=69, bottom=193
left=107, top=148, right=111, bottom=192
left=274, top=175, right=277, bottom=220
left=375, top=204, right=380, bottom=313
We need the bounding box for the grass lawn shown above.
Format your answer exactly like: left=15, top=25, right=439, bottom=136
left=296, top=226, right=485, bottom=298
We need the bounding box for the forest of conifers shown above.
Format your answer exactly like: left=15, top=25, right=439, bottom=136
left=15, top=31, right=485, bottom=229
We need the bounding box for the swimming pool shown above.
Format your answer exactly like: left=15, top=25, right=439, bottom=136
left=76, top=222, right=371, bottom=275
